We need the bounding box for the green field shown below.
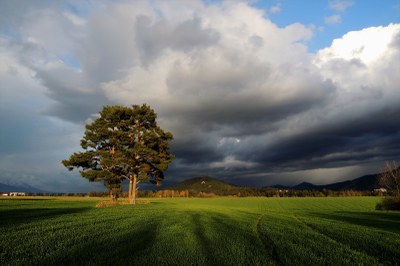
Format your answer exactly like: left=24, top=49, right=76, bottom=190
left=0, top=197, right=399, bottom=265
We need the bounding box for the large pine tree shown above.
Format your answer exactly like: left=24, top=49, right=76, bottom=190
left=62, top=104, right=174, bottom=204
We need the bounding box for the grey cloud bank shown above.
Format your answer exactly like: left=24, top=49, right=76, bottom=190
left=0, top=1, right=399, bottom=192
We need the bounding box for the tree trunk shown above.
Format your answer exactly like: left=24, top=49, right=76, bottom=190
left=128, top=173, right=137, bottom=204
left=129, top=175, right=133, bottom=204
left=110, top=190, right=117, bottom=202
left=132, top=173, right=137, bottom=205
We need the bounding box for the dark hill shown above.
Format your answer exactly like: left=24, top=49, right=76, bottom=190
left=292, top=182, right=319, bottom=190
left=324, top=173, right=379, bottom=191
left=0, top=182, right=46, bottom=193
left=166, top=176, right=240, bottom=194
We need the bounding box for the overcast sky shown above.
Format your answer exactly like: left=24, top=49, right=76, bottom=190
left=0, top=0, right=399, bottom=192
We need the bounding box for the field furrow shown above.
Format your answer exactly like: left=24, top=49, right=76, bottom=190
left=255, top=213, right=280, bottom=266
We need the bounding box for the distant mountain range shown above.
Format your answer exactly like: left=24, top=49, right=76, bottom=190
left=270, top=173, right=381, bottom=191
left=0, top=182, right=47, bottom=193
left=0, top=172, right=383, bottom=194
left=166, top=173, right=382, bottom=194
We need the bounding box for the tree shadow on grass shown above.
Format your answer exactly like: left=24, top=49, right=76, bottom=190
left=189, top=212, right=214, bottom=265
left=40, top=216, right=159, bottom=265
left=308, top=211, right=400, bottom=234
left=146, top=201, right=164, bottom=204
left=189, top=211, right=269, bottom=266
left=0, top=207, right=91, bottom=228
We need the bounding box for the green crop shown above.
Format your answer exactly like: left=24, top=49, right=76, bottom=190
left=0, top=197, right=399, bottom=265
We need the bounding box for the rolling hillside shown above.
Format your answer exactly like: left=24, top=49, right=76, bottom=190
left=166, top=176, right=241, bottom=195
left=168, top=172, right=382, bottom=195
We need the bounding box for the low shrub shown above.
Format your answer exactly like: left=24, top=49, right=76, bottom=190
left=376, top=196, right=400, bottom=210
left=95, top=201, right=119, bottom=208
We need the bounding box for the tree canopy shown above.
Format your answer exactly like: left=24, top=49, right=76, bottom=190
left=62, top=104, right=174, bottom=204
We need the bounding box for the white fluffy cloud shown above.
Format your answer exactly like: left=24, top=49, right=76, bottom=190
left=328, top=0, right=354, bottom=12
left=324, top=15, right=341, bottom=25
left=315, top=24, right=400, bottom=105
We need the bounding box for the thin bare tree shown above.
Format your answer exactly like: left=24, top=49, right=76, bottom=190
left=379, top=161, right=400, bottom=196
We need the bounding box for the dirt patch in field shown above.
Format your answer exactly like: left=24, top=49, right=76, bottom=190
left=95, top=200, right=150, bottom=207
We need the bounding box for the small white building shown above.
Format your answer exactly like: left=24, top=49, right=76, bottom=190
left=1, top=193, right=9, bottom=196
left=373, top=188, right=387, bottom=193
left=9, top=192, right=26, bottom=196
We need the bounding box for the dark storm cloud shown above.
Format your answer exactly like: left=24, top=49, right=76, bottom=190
left=135, top=15, right=220, bottom=63
left=235, top=102, right=400, bottom=170
left=171, top=140, right=225, bottom=165
left=34, top=67, right=112, bottom=122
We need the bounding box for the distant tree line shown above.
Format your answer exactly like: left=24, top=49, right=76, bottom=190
left=2, top=188, right=387, bottom=198
left=82, top=188, right=381, bottom=198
